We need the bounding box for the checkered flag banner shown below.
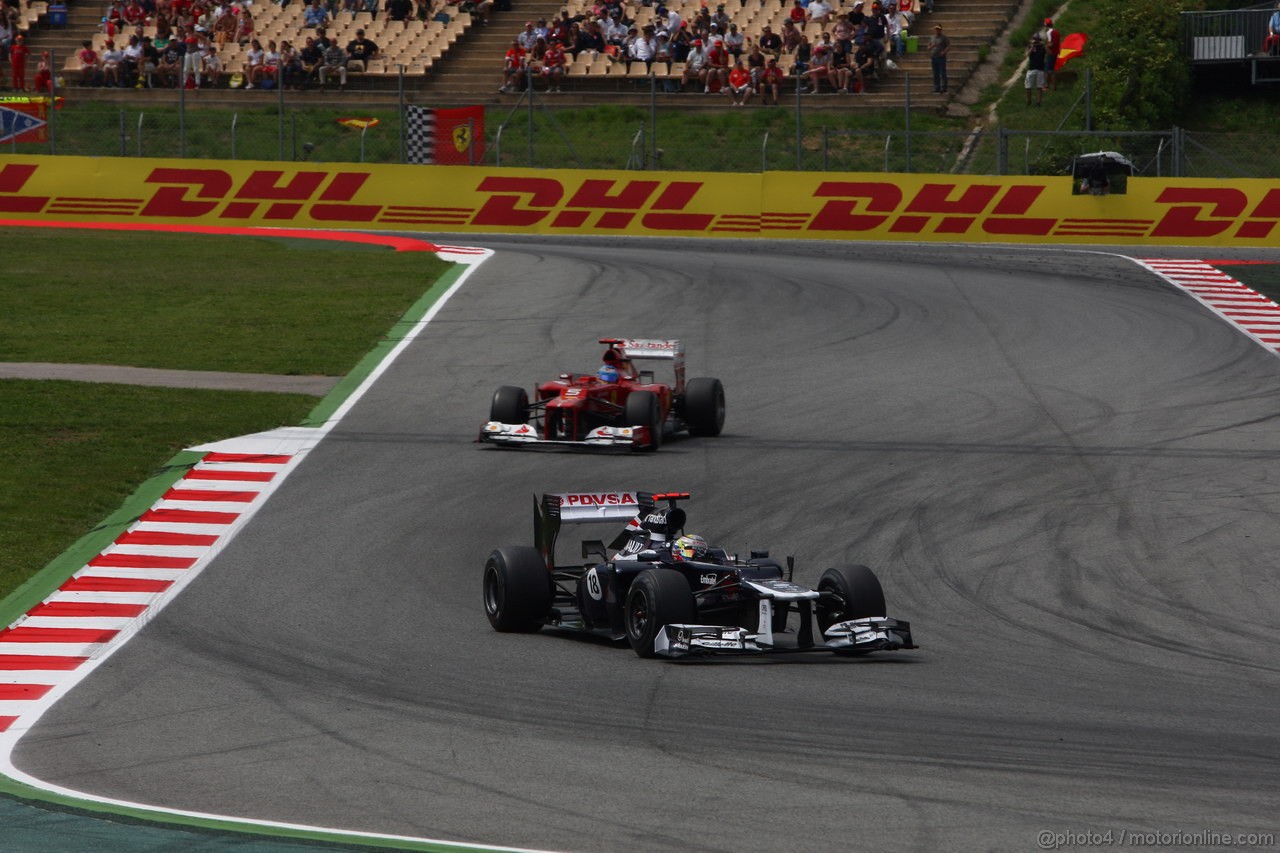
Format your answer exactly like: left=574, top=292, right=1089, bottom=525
left=405, top=104, right=486, bottom=166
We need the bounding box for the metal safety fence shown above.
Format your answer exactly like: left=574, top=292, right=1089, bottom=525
left=5, top=82, right=1278, bottom=178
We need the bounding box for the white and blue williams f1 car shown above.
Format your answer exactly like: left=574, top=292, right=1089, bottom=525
left=482, top=491, right=916, bottom=659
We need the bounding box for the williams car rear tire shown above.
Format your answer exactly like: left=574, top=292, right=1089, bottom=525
left=624, top=390, right=663, bottom=452
left=625, top=569, right=696, bottom=658
left=490, top=386, right=529, bottom=424
left=816, top=564, right=887, bottom=634
left=483, top=546, right=551, bottom=633
left=683, top=377, right=725, bottom=437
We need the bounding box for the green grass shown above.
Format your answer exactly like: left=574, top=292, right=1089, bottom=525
left=0, top=228, right=450, bottom=602
left=0, top=229, right=448, bottom=374
left=1227, top=264, right=1280, bottom=304
left=0, top=381, right=316, bottom=596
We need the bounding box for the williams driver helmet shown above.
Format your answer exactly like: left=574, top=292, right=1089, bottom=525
left=598, top=363, right=620, bottom=383
left=673, top=534, right=708, bottom=561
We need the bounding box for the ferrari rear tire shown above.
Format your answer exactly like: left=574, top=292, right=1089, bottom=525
left=490, top=386, right=529, bottom=424
left=683, top=377, right=725, bottom=437
left=483, top=546, right=550, bottom=633
left=625, top=569, right=696, bottom=658
left=816, top=564, right=887, bottom=633
left=624, top=390, right=662, bottom=452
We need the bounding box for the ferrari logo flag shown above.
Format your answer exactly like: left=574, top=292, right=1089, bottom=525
left=1055, top=33, right=1088, bottom=71
left=405, top=104, right=485, bottom=165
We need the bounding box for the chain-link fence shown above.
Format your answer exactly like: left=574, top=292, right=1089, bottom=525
left=6, top=85, right=1278, bottom=178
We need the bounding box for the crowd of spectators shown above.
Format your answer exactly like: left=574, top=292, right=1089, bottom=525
left=0, top=0, right=483, bottom=90
left=498, top=0, right=937, bottom=98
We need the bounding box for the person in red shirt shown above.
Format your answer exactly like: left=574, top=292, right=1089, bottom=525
left=541, top=42, right=566, bottom=91
left=10, top=34, right=30, bottom=91
left=123, top=0, right=147, bottom=27
left=76, top=40, right=100, bottom=86
left=760, top=56, right=785, bottom=105
left=788, top=0, right=806, bottom=24
left=704, top=38, right=729, bottom=92
left=725, top=58, right=751, bottom=105
left=499, top=39, right=525, bottom=93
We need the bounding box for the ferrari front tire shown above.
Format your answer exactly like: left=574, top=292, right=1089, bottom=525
left=490, top=386, right=529, bottom=424
left=624, top=569, right=696, bottom=658
left=624, top=390, right=662, bottom=452
left=483, top=546, right=550, bottom=632
left=683, top=377, right=725, bottom=437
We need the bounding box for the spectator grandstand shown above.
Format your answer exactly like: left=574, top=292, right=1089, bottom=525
left=3, top=0, right=1017, bottom=108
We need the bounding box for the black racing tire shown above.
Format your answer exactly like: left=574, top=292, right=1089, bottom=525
left=816, top=564, right=887, bottom=633
left=624, top=390, right=663, bottom=452
left=490, top=386, right=529, bottom=424
left=683, top=377, right=725, bottom=437
left=624, top=569, right=696, bottom=658
left=483, top=546, right=551, bottom=633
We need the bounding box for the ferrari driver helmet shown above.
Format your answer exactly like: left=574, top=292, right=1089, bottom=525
left=673, top=534, right=708, bottom=561
left=598, top=364, right=620, bottom=382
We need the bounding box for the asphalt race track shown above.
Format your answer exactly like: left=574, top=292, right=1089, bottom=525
left=14, top=241, right=1280, bottom=852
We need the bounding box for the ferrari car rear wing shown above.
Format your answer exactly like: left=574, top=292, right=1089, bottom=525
left=599, top=338, right=684, bottom=362
left=599, top=338, right=685, bottom=395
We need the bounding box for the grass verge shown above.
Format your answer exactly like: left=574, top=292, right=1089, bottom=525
left=0, top=227, right=450, bottom=602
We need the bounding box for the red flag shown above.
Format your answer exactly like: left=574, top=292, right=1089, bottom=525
left=430, top=105, right=485, bottom=166
left=1055, top=33, right=1088, bottom=71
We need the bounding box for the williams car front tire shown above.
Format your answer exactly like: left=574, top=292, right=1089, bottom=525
left=816, top=564, right=887, bottom=633
left=624, top=569, right=696, bottom=658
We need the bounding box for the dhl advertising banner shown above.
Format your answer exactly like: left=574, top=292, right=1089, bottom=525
left=2, top=155, right=1279, bottom=246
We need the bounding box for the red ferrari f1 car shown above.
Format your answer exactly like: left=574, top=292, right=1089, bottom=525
left=479, top=338, right=725, bottom=451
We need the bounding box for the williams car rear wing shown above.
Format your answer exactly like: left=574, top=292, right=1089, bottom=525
left=535, top=491, right=692, bottom=571
left=536, top=491, right=653, bottom=571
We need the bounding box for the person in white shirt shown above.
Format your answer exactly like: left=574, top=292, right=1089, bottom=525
left=656, top=5, right=681, bottom=38
left=628, top=27, right=655, bottom=69
left=122, top=36, right=143, bottom=85
left=516, top=22, right=538, bottom=52
left=680, top=39, right=707, bottom=90
left=807, top=0, right=832, bottom=24
left=201, top=45, right=223, bottom=86
left=101, top=41, right=126, bottom=87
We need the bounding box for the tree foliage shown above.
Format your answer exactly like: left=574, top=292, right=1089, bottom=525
left=1087, top=0, right=1195, bottom=129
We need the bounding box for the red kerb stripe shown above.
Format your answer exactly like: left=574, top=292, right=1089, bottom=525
left=185, top=470, right=275, bottom=482
left=29, top=602, right=148, bottom=618
left=0, top=627, right=119, bottom=644
left=116, top=531, right=218, bottom=546
left=60, top=577, right=172, bottom=593
left=0, top=655, right=88, bottom=670
left=0, top=717, right=16, bottom=732
left=89, top=554, right=197, bottom=569
left=202, top=452, right=291, bottom=464
left=140, top=509, right=239, bottom=525
left=162, top=489, right=259, bottom=503
left=0, top=684, right=53, bottom=700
